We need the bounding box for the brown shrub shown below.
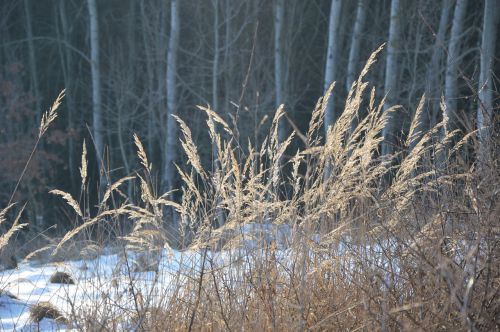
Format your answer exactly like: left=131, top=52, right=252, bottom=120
left=49, top=271, right=75, bottom=285
left=30, top=301, right=67, bottom=324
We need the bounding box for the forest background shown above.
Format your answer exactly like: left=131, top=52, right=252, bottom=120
left=0, top=0, right=498, bottom=230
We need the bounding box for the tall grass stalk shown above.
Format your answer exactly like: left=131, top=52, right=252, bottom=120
left=35, top=50, right=500, bottom=330
left=0, top=90, right=64, bottom=256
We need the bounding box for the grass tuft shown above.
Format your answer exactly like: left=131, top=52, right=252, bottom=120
left=49, top=271, right=75, bottom=285
left=30, top=301, right=67, bottom=324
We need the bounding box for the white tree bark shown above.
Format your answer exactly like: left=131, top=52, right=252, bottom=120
left=323, top=0, right=342, bottom=136
left=444, top=0, right=468, bottom=132
left=381, top=0, right=401, bottom=156
left=163, top=0, right=180, bottom=194
left=87, top=0, right=105, bottom=190
left=274, top=0, right=286, bottom=143
left=477, top=0, right=499, bottom=164
left=346, top=0, right=367, bottom=92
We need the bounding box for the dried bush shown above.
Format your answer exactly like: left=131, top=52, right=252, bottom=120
left=48, top=48, right=500, bottom=331
left=30, top=301, right=67, bottom=324
left=49, top=271, right=75, bottom=285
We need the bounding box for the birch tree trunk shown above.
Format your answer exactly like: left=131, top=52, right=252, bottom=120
left=323, top=0, right=342, bottom=136
left=477, top=0, right=499, bottom=166
left=87, top=0, right=106, bottom=191
left=444, top=0, right=468, bottom=132
left=346, top=0, right=367, bottom=92
left=274, top=0, right=286, bottom=143
left=381, top=0, right=401, bottom=156
left=163, top=0, right=180, bottom=195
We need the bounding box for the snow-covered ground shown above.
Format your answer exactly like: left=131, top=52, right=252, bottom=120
left=2, top=223, right=405, bottom=332
left=0, top=249, right=202, bottom=331
left=0, top=223, right=296, bottom=331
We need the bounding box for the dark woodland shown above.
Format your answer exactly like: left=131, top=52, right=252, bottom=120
left=0, top=1, right=498, bottom=330
left=0, top=0, right=496, bottom=224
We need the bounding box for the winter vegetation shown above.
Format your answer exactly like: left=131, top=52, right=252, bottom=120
left=0, top=0, right=499, bottom=331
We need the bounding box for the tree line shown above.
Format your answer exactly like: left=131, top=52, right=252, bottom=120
left=0, top=0, right=497, bottom=226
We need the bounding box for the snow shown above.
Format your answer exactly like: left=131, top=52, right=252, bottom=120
left=0, top=240, right=288, bottom=331
left=0, top=223, right=340, bottom=331
left=0, top=249, right=201, bottom=331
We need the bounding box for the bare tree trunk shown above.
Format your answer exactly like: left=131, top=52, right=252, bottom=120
left=127, top=0, right=136, bottom=85
left=23, top=0, right=41, bottom=123
left=381, top=0, right=401, bottom=156
left=140, top=1, right=157, bottom=160
left=157, top=1, right=168, bottom=166
left=163, top=0, right=180, bottom=199
left=212, top=0, right=220, bottom=116
left=56, top=0, right=77, bottom=193
left=477, top=0, right=499, bottom=167
left=212, top=0, right=226, bottom=228
left=323, top=0, right=342, bottom=136
left=125, top=0, right=136, bottom=201
left=444, top=0, right=468, bottom=132
left=87, top=0, right=105, bottom=191
left=274, top=0, right=286, bottom=143
left=223, top=0, right=232, bottom=117
left=407, top=14, right=423, bottom=108
left=117, top=105, right=131, bottom=182
left=427, top=0, right=452, bottom=127
left=346, top=0, right=367, bottom=92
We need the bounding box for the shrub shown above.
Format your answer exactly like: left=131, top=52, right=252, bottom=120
left=49, top=271, right=75, bottom=284
left=30, top=301, right=67, bottom=324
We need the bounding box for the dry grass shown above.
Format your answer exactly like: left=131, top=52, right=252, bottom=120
left=30, top=301, right=67, bottom=324
left=49, top=271, right=75, bottom=284
left=0, top=91, right=64, bottom=268
left=3, top=52, right=498, bottom=331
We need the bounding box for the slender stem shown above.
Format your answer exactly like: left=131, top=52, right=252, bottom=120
left=7, top=137, right=41, bottom=207
left=188, top=246, right=208, bottom=332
